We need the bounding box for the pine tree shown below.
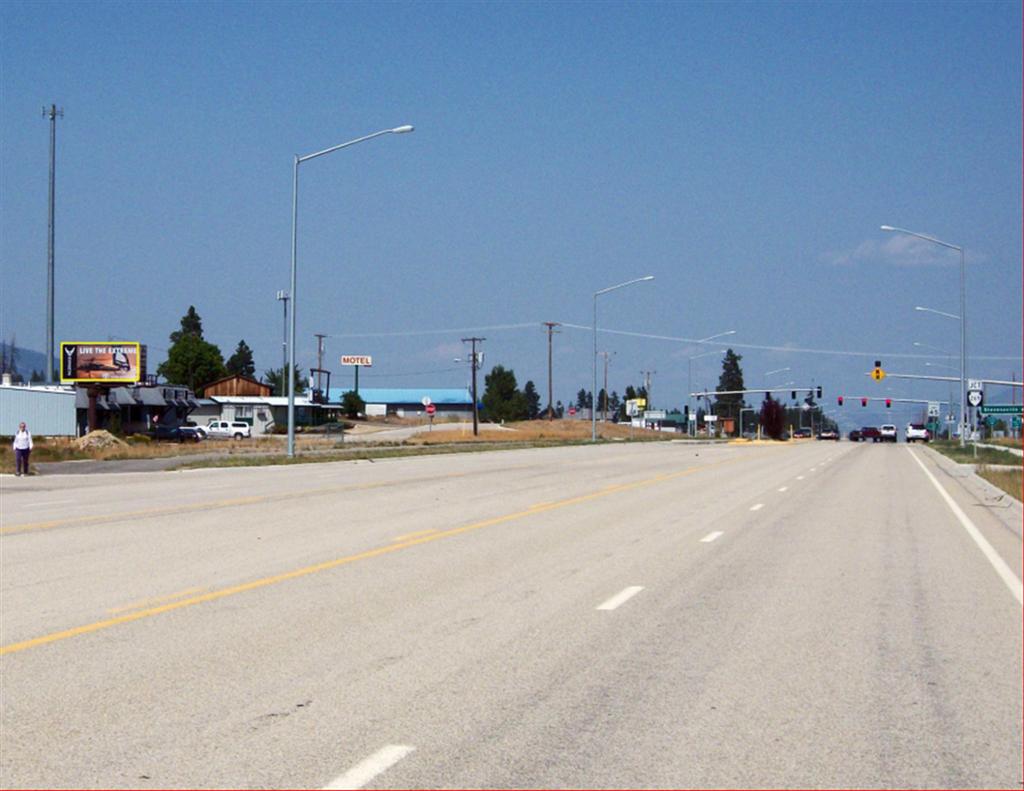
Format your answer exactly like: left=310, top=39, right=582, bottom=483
left=481, top=365, right=528, bottom=422
left=714, top=349, right=746, bottom=434
left=226, top=339, right=256, bottom=377
left=264, top=365, right=308, bottom=396
left=158, top=307, right=225, bottom=393
left=523, top=380, right=541, bottom=420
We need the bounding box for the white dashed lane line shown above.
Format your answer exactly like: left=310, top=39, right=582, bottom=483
left=700, top=531, right=724, bottom=543
left=749, top=503, right=764, bottom=511
left=796, top=475, right=805, bottom=480
left=777, top=486, right=788, bottom=492
left=323, top=745, right=416, bottom=790
left=596, top=586, right=644, bottom=611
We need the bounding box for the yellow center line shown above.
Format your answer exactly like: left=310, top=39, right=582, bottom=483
left=392, top=529, right=439, bottom=542
left=1, top=456, right=739, bottom=656
left=106, top=587, right=209, bottom=614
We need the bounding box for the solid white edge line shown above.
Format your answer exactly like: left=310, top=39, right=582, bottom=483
left=323, top=745, right=416, bottom=790
left=596, top=586, right=644, bottom=611
left=906, top=447, right=1023, bottom=606
left=700, top=531, right=724, bottom=543
left=750, top=503, right=764, bottom=511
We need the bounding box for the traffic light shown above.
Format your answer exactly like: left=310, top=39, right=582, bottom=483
left=861, top=397, right=868, bottom=407
left=838, top=396, right=844, bottom=406
left=817, top=386, right=823, bottom=399
left=885, top=398, right=892, bottom=408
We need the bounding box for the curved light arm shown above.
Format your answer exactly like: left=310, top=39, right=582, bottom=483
left=915, top=305, right=960, bottom=321
left=299, top=125, right=415, bottom=164
left=698, top=329, right=736, bottom=343
left=913, top=341, right=954, bottom=355
left=689, top=348, right=726, bottom=362
left=595, top=274, right=655, bottom=297
left=880, top=225, right=962, bottom=252
left=764, top=367, right=790, bottom=377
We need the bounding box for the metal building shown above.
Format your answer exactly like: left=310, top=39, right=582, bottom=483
left=0, top=384, right=77, bottom=437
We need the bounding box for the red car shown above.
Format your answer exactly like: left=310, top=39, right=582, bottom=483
left=859, top=426, right=882, bottom=442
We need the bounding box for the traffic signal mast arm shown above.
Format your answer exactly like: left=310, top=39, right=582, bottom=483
left=690, top=386, right=820, bottom=398
left=841, top=396, right=951, bottom=406
left=866, top=372, right=1023, bottom=388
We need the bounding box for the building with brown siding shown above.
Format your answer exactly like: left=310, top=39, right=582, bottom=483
left=200, top=374, right=272, bottom=398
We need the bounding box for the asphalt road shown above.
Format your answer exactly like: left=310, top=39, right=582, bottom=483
left=2, top=441, right=1021, bottom=789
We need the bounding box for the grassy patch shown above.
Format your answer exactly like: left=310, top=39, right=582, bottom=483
left=976, top=466, right=1023, bottom=501
left=927, top=440, right=1023, bottom=467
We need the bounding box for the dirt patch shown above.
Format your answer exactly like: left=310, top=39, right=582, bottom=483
left=73, top=430, right=128, bottom=450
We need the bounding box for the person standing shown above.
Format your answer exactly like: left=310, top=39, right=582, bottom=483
left=13, top=421, right=33, bottom=476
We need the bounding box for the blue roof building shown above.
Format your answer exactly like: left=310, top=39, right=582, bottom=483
left=326, top=387, right=474, bottom=418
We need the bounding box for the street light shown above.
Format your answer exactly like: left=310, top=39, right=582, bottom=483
left=287, top=124, right=414, bottom=457
left=914, top=305, right=960, bottom=321
left=883, top=225, right=966, bottom=446
left=592, top=275, right=655, bottom=441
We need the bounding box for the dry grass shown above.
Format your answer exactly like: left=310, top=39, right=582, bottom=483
left=406, top=420, right=672, bottom=445
left=976, top=466, right=1023, bottom=502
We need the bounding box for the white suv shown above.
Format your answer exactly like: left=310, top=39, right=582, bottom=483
left=906, top=423, right=931, bottom=443
left=879, top=424, right=898, bottom=443
left=205, top=420, right=252, bottom=440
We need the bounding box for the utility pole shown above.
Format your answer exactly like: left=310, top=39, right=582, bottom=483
left=599, top=351, right=614, bottom=421
left=543, top=322, right=560, bottom=419
left=462, top=337, right=485, bottom=436
left=313, top=333, right=327, bottom=394
left=640, top=369, right=656, bottom=409
left=276, top=291, right=289, bottom=376
left=43, top=104, right=63, bottom=383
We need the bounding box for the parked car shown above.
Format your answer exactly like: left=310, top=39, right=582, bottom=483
left=205, top=420, right=252, bottom=440
left=183, top=419, right=208, bottom=439
left=906, top=423, right=931, bottom=443
left=860, top=426, right=882, bottom=442
left=848, top=429, right=862, bottom=442
left=793, top=428, right=813, bottom=439
left=817, top=428, right=839, bottom=440
left=151, top=425, right=202, bottom=443
left=880, top=424, right=898, bottom=443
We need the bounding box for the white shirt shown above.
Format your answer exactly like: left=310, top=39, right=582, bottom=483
left=13, top=430, right=33, bottom=451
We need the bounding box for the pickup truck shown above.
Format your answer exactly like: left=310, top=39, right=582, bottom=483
left=205, top=420, right=252, bottom=440
left=906, top=423, right=931, bottom=443
left=880, top=424, right=898, bottom=443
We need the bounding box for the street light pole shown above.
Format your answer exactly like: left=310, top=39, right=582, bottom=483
left=592, top=275, right=654, bottom=442
left=883, top=225, right=966, bottom=447
left=288, top=125, right=413, bottom=457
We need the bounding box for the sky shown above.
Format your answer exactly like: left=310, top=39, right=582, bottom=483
left=2, top=1, right=1021, bottom=430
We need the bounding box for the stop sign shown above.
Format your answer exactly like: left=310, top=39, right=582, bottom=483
left=426, top=404, right=437, bottom=415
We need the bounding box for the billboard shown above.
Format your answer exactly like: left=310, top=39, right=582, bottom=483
left=60, top=342, right=142, bottom=383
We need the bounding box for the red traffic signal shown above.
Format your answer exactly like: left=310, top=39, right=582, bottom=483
left=837, top=396, right=844, bottom=406
left=861, top=397, right=868, bottom=407
left=885, top=398, right=892, bottom=408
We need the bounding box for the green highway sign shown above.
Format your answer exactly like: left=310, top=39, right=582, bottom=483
left=978, top=404, right=1023, bottom=416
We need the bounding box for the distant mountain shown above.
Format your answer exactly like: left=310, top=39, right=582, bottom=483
left=0, top=344, right=53, bottom=379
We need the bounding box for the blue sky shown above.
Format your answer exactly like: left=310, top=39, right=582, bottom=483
left=2, top=1, right=1020, bottom=428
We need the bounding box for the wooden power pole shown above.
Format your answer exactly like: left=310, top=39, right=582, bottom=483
left=462, top=337, right=485, bottom=435
left=543, top=322, right=560, bottom=419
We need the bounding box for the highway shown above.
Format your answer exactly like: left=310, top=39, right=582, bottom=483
left=1, top=441, right=1021, bottom=789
